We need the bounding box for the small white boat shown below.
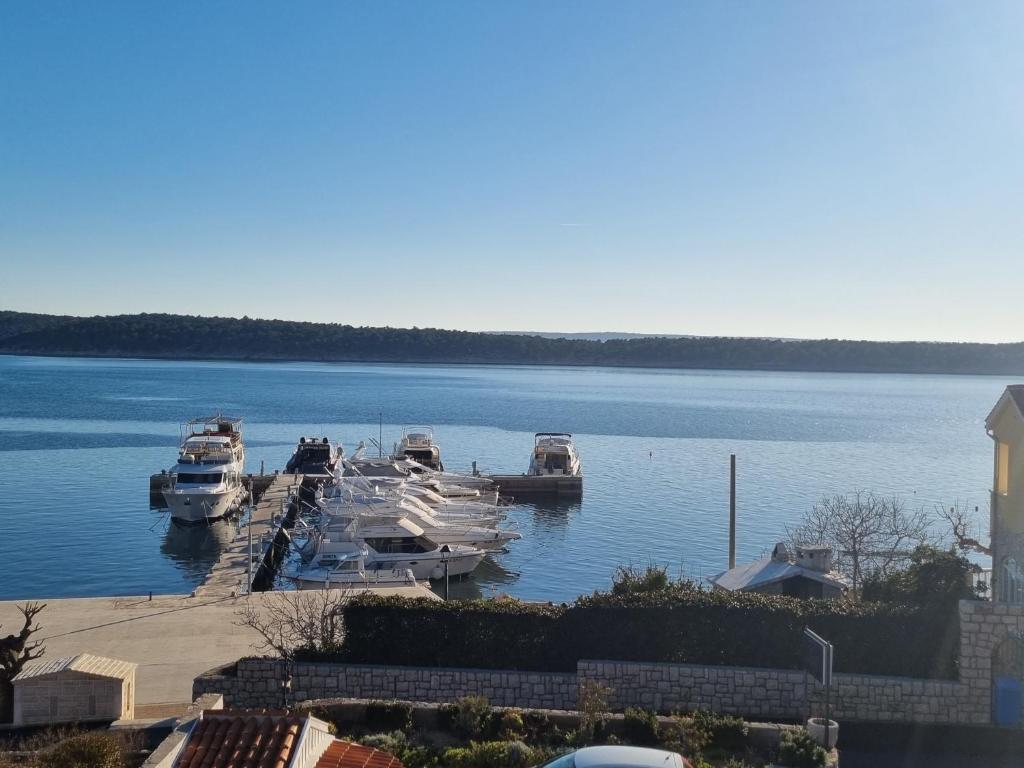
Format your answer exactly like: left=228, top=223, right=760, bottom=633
left=289, top=517, right=486, bottom=583
left=528, top=432, right=582, bottom=477
left=163, top=415, right=246, bottom=524
left=393, top=426, right=443, bottom=470
left=283, top=538, right=421, bottom=590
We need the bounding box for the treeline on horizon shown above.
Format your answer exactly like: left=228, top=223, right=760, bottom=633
left=2, top=310, right=1024, bottom=375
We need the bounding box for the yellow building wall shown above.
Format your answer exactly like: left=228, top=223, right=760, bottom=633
left=990, top=403, right=1024, bottom=536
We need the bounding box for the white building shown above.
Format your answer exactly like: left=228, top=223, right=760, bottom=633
left=708, top=542, right=847, bottom=599
left=12, top=653, right=136, bottom=726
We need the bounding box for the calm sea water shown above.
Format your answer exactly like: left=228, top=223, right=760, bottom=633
left=0, top=354, right=1004, bottom=602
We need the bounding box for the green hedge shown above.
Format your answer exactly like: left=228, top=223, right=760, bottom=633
left=325, top=583, right=961, bottom=679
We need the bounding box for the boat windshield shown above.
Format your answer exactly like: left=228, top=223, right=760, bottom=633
left=176, top=472, right=225, bottom=484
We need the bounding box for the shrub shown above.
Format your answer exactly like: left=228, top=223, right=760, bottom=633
left=365, top=701, right=413, bottom=733
left=447, top=696, right=493, bottom=740
left=442, top=740, right=536, bottom=768
left=611, top=565, right=670, bottom=595
left=497, top=709, right=525, bottom=740
left=622, top=707, right=660, bottom=746
left=38, top=733, right=124, bottom=768
left=672, top=713, right=709, bottom=754
left=690, top=710, right=748, bottom=753
left=398, top=745, right=442, bottom=768
left=360, top=731, right=408, bottom=754
left=522, top=710, right=561, bottom=746
left=339, top=583, right=959, bottom=679
left=576, top=682, right=611, bottom=746
left=778, top=729, right=827, bottom=768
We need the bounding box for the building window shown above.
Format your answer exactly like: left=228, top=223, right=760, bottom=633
left=999, top=557, right=1024, bottom=603
left=997, top=441, right=1010, bottom=495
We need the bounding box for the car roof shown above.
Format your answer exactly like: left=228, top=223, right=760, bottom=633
left=573, top=746, right=683, bottom=768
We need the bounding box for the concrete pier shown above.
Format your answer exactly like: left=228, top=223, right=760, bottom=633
left=197, top=473, right=298, bottom=597
left=486, top=473, right=582, bottom=499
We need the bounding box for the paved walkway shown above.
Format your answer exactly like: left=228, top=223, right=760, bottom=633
left=0, top=587, right=434, bottom=709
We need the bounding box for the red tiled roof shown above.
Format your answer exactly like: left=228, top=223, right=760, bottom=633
left=316, top=741, right=404, bottom=768
left=177, top=710, right=304, bottom=768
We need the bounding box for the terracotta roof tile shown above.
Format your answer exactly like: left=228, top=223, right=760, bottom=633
left=177, top=710, right=306, bottom=768
left=316, top=741, right=404, bottom=768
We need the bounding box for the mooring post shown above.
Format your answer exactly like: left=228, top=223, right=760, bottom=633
left=729, top=454, right=736, bottom=569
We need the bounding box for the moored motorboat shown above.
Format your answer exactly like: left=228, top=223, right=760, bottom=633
left=528, top=432, right=582, bottom=477
left=285, top=436, right=341, bottom=476
left=163, top=415, right=246, bottom=525
left=393, top=426, right=443, bottom=470
left=288, top=515, right=486, bottom=583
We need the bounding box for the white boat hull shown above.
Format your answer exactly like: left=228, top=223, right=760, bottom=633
left=286, top=570, right=421, bottom=590
left=163, top=487, right=243, bottom=524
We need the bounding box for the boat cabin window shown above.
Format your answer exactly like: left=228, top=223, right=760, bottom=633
left=545, top=454, right=569, bottom=470
left=363, top=537, right=431, bottom=554
left=177, top=472, right=224, bottom=484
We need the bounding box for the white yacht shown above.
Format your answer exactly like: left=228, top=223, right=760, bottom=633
left=528, top=432, right=582, bottom=477
left=163, top=415, right=246, bottom=525
left=318, top=491, right=520, bottom=549
left=288, top=516, right=486, bottom=584
left=283, top=538, right=420, bottom=591
left=393, top=426, right=443, bottom=470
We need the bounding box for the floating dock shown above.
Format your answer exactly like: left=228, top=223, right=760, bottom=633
left=197, top=473, right=298, bottom=596
left=485, top=473, right=583, bottom=499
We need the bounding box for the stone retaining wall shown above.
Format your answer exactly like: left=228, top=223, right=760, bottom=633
left=194, top=600, right=1024, bottom=726
left=193, top=659, right=577, bottom=710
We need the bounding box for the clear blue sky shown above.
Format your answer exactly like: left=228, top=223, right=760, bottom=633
left=1, top=1, right=1021, bottom=341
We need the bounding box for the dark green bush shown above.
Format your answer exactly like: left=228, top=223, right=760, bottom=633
left=690, top=710, right=748, bottom=753
left=444, top=696, right=493, bottom=740
left=360, top=731, right=408, bottom=754
left=38, top=733, right=123, bottom=768
left=611, top=565, right=670, bottom=595
left=442, top=740, right=537, bottom=768
left=778, top=729, right=827, bottom=768
left=496, top=709, right=525, bottom=740
left=622, top=707, right=660, bottom=746
left=339, top=583, right=960, bottom=678
left=365, top=701, right=413, bottom=733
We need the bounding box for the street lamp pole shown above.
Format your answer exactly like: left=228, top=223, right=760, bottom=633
left=440, top=544, right=451, bottom=601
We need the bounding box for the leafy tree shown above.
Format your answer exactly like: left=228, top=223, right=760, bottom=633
left=861, top=545, right=980, bottom=608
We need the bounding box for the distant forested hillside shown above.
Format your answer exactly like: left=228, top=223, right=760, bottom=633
left=1, top=310, right=1023, bottom=375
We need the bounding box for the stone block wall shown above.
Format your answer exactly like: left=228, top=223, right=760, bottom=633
left=194, top=600, right=1024, bottom=726
left=193, top=658, right=577, bottom=710
left=578, top=660, right=808, bottom=719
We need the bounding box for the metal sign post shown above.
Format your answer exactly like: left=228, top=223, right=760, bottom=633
left=802, top=628, right=834, bottom=747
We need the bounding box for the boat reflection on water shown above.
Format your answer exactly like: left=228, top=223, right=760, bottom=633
left=161, top=518, right=237, bottom=581
left=518, top=500, right=581, bottom=528
left=431, top=550, right=520, bottom=600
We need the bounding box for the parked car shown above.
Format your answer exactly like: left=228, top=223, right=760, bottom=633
left=538, top=746, right=692, bottom=768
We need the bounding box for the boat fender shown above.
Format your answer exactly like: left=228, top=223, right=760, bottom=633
left=430, top=565, right=444, bottom=580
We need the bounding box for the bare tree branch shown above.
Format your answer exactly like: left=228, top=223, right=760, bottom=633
left=938, top=501, right=991, bottom=556
left=791, top=492, right=931, bottom=594
left=236, top=591, right=349, bottom=660
left=0, top=602, right=47, bottom=679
